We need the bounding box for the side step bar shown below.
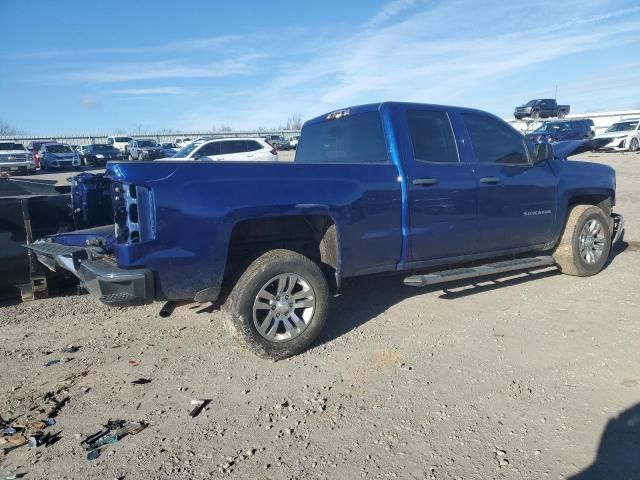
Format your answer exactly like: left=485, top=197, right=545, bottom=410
left=404, top=256, right=555, bottom=287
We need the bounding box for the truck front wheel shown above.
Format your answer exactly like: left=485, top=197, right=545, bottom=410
left=553, top=205, right=611, bottom=276
left=223, top=249, right=329, bottom=360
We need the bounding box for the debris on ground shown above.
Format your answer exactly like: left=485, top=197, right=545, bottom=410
left=188, top=399, right=210, bottom=418
left=61, top=345, right=81, bottom=354
left=131, top=378, right=152, bottom=385
left=81, top=420, right=147, bottom=460
left=0, top=415, right=59, bottom=454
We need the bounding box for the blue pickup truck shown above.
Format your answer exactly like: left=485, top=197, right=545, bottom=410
left=28, top=102, right=624, bottom=359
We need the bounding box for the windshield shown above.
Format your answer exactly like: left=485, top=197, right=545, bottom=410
left=138, top=140, right=157, bottom=148
left=174, top=142, right=202, bottom=157
left=0, top=143, right=25, bottom=151
left=114, top=136, right=132, bottom=142
left=534, top=122, right=571, bottom=133
left=606, top=121, right=638, bottom=132
left=48, top=145, right=73, bottom=153
left=524, top=100, right=539, bottom=107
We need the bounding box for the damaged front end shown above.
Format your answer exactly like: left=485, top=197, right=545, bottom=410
left=27, top=172, right=156, bottom=306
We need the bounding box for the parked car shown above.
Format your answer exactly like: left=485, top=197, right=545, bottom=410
left=175, top=137, right=193, bottom=148
left=29, top=102, right=624, bottom=360
left=0, top=142, right=36, bottom=175
left=170, top=138, right=278, bottom=161
left=39, top=143, right=81, bottom=171
left=161, top=143, right=178, bottom=157
left=525, top=120, right=594, bottom=143
left=514, top=99, right=570, bottom=120
left=264, top=135, right=290, bottom=150
left=106, top=135, right=133, bottom=154
left=79, top=144, right=124, bottom=166
left=593, top=119, right=640, bottom=152
left=288, top=136, right=299, bottom=149
left=27, top=139, right=56, bottom=169
left=128, top=139, right=165, bottom=160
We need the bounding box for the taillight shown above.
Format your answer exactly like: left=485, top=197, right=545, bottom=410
left=270, top=147, right=277, bottom=156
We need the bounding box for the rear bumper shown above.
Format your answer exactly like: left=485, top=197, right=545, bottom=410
left=27, top=242, right=153, bottom=306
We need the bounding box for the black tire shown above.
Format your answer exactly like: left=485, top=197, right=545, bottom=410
left=128, top=154, right=133, bottom=161
left=531, top=109, right=540, bottom=119
left=553, top=205, right=611, bottom=276
left=222, top=249, right=329, bottom=360
left=629, top=138, right=639, bottom=152
left=558, top=110, right=567, bottom=119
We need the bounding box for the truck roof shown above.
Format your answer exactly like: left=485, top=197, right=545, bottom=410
left=303, top=101, right=502, bottom=128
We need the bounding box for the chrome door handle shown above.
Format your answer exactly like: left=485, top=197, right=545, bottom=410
left=413, top=178, right=438, bottom=186
left=480, top=176, right=501, bottom=184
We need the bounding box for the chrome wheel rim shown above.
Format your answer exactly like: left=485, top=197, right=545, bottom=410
left=579, top=219, right=606, bottom=264
left=252, top=274, right=316, bottom=342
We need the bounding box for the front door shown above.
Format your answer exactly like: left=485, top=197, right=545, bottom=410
left=461, top=112, right=558, bottom=252
left=399, top=107, right=478, bottom=263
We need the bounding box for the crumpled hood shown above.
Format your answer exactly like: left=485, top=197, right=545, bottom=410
left=552, top=140, right=596, bottom=159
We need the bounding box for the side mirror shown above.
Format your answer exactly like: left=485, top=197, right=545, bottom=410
left=534, top=142, right=553, bottom=164
left=192, top=151, right=203, bottom=160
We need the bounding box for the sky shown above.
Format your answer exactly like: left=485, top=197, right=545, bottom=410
left=1, top=0, right=640, bottom=135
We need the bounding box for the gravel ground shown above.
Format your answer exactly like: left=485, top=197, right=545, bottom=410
left=1, top=152, right=639, bottom=479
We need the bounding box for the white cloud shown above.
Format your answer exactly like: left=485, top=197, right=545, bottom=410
left=366, top=0, right=417, bottom=28
left=80, top=95, right=98, bottom=110
left=110, top=87, right=190, bottom=95
left=6, top=34, right=244, bottom=59
left=56, top=54, right=267, bottom=83
left=169, top=0, right=640, bottom=129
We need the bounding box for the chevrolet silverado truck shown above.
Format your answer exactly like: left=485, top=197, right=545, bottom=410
left=514, top=99, right=570, bottom=120
left=27, top=102, right=624, bottom=360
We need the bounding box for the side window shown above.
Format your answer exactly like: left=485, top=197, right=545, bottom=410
left=200, top=142, right=221, bottom=156
left=406, top=110, right=459, bottom=164
left=462, top=113, right=529, bottom=165
left=220, top=140, right=245, bottom=154
left=295, top=111, right=388, bottom=164
left=247, top=141, right=262, bottom=152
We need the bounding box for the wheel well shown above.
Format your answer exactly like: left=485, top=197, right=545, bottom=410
left=568, top=194, right=612, bottom=217
left=224, top=215, right=340, bottom=294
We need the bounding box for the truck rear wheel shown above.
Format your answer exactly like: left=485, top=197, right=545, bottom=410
left=553, top=205, right=611, bottom=276
left=223, top=249, right=329, bottom=360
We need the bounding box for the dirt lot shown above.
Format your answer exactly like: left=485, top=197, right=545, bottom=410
left=1, top=151, right=639, bottom=479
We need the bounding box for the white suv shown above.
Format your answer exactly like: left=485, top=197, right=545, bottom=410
left=175, top=137, right=193, bottom=148
left=106, top=135, right=133, bottom=153
left=170, top=138, right=278, bottom=162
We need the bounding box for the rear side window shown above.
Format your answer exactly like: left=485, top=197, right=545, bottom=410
left=406, top=110, right=459, bottom=163
left=295, top=111, right=388, bottom=164
left=462, top=113, right=529, bottom=165
left=247, top=141, right=262, bottom=152
left=220, top=140, right=246, bottom=154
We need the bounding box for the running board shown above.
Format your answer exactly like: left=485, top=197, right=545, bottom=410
left=403, top=256, right=555, bottom=287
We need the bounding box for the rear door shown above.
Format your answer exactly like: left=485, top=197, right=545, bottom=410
left=399, top=107, right=478, bottom=263
left=220, top=140, right=249, bottom=161
left=460, top=112, right=558, bottom=252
